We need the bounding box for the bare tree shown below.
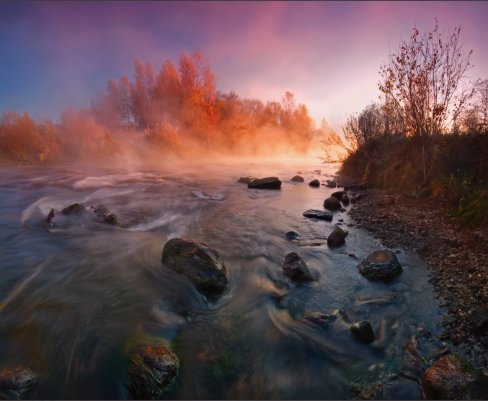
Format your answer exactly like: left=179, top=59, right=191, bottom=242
left=379, top=20, right=475, bottom=179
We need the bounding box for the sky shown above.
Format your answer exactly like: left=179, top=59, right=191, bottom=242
left=0, top=1, right=487, bottom=131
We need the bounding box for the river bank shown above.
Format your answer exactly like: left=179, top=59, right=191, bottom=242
left=346, top=186, right=488, bottom=370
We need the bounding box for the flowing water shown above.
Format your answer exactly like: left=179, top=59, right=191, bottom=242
left=0, top=159, right=443, bottom=399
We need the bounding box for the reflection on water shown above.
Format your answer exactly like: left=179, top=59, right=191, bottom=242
left=0, top=160, right=442, bottom=399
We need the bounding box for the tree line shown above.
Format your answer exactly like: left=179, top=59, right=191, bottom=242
left=0, top=52, right=316, bottom=163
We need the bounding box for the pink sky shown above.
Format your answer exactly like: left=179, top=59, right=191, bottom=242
left=1, top=1, right=487, bottom=131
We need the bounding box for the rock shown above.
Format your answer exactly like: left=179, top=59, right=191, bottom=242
left=104, top=213, right=118, bottom=225
left=304, top=309, right=346, bottom=326
left=303, top=209, right=333, bottom=221
left=237, top=176, right=256, bottom=184
left=0, top=367, right=37, bottom=399
left=61, top=203, right=85, bottom=215
left=291, top=175, right=304, bottom=182
left=351, top=321, right=375, bottom=344
left=45, top=208, right=55, bottom=227
left=327, top=227, right=347, bottom=248
left=92, top=204, right=120, bottom=226
left=285, top=231, right=299, bottom=240
left=341, top=193, right=350, bottom=206
left=248, top=177, right=281, bottom=190
left=161, top=238, right=228, bottom=295
left=358, top=250, right=403, bottom=280
left=325, top=179, right=338, bottom=188
left=377, top=195, right=395, bottom=206
left=125, top=337, right=179, bottom=400
left=422, top=354, right=488, bottom=400
left=350, top=193, right=363, bottom=204
left=283, top=252, right=314, bottom=282
left=303, top=311, right=329, bottom=326
left=323, top=197, right=342, bottom=211
left=331, top=191, right=344, bottom=201
left=309, top=179, right=320, bottom=187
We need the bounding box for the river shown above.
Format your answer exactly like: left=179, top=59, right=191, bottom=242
left=0, top=159, right=443, bottom=399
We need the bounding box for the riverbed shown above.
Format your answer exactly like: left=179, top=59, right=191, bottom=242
left=0, top=159, right=443, bottom=399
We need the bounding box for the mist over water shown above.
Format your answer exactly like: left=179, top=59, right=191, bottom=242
left=0, top=158, right=442, bottom=399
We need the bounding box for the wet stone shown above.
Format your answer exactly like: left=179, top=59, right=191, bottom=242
left=358, top=250, right=403, bottom=280
left=303, top=209, right=333, bottom=221
left=283, top=252, right=314, bottom=282
left=351, top=321, right=375, bottom=344
left=0, top=367, right=37, bottom=400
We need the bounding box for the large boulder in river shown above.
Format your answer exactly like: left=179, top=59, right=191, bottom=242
left=303, top=209, right=333, bottom=221
left=358, top=250, right=403, bottom=280
left=323, top=197, right=342, bottom=211
left=291, top=175, right=304, bottom=182
left=422, top=354, right=488, bottom=400
left=350, top=321, right=375, bottom=344
left=125, top=337, right=179, bottom=400
left=283, top=252, right=314, bottom=282
left=162, top=238, right=228, bottom=295
left=309, top=179, right=320, bottom=187
left=0, top=367, right=37, bottom=399
left=248, top=177, right=281, bottom=190
left=327, top=227, right=347, bottom=247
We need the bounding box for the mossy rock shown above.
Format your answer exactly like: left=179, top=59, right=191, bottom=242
left=358, top=250, right=403, bottom=280
left=0, top=367, right=37, bottom=400
left=162, top=238, right=228, bottom=296
left=125, top=337, right=179, bottom=400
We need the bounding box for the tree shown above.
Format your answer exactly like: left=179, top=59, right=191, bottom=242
left=379, top=20, right=475, bottom=180
left=379, top=20, right=474, bottom=137
left=457, top=79, right=488, bottom=134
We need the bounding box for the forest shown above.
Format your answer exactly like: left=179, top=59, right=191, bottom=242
left=0, top=52, right=319, bottom=164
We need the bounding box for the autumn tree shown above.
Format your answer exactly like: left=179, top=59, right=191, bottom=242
left=379, top=20, right=475, bottom=180
left=379, top=20, right=474, bottom=137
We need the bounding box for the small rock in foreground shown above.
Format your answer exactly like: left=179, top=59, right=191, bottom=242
left=283, top=252, right=314, bottom=282
left=422, top=354, right=488, bottom=400
left=358, top=250, right=403, bottom=280
left=350, top=321, right=375, bottom=343
left=303, top=209, right=333, bottom=221
left=125, top=337, right=179, bottom=400
left=0, top=367, right=37, bottom=400
left=291, top=175, right=304, bottom=182
left=248, top=177, right=281, bottom=190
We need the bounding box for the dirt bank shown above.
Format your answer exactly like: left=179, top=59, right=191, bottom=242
left=347, top=187, right=488, bottom=370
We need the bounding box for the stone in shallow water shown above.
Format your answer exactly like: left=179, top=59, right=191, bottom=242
left=327, top=226, right=347, bottom=247
left=125, top=337, right=179, bottom=400
left=324, top=196, right=342, bottom=211
left=0, top=367, right=37, bottom=400
left=283, top=252, right=314, bottom=282
left=309, top=179, right=320, bottom=187
left=303, top=209, right=333, bottom=221
left=248, top=177, right=281, bottom=190
left=358, top=250, right=403, bottom=280
left=162, top=238, right=228, bottom=296
left=61, top=203, right=85, bottom=215
left=285, top=231, right=299, bottom=240
left=350, top=321, right=375, bottom=343
left=291, top=175, right=304, bottom=182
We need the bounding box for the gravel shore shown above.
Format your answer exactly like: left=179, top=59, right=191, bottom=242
left=347, top=187, right=488, bottom=370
